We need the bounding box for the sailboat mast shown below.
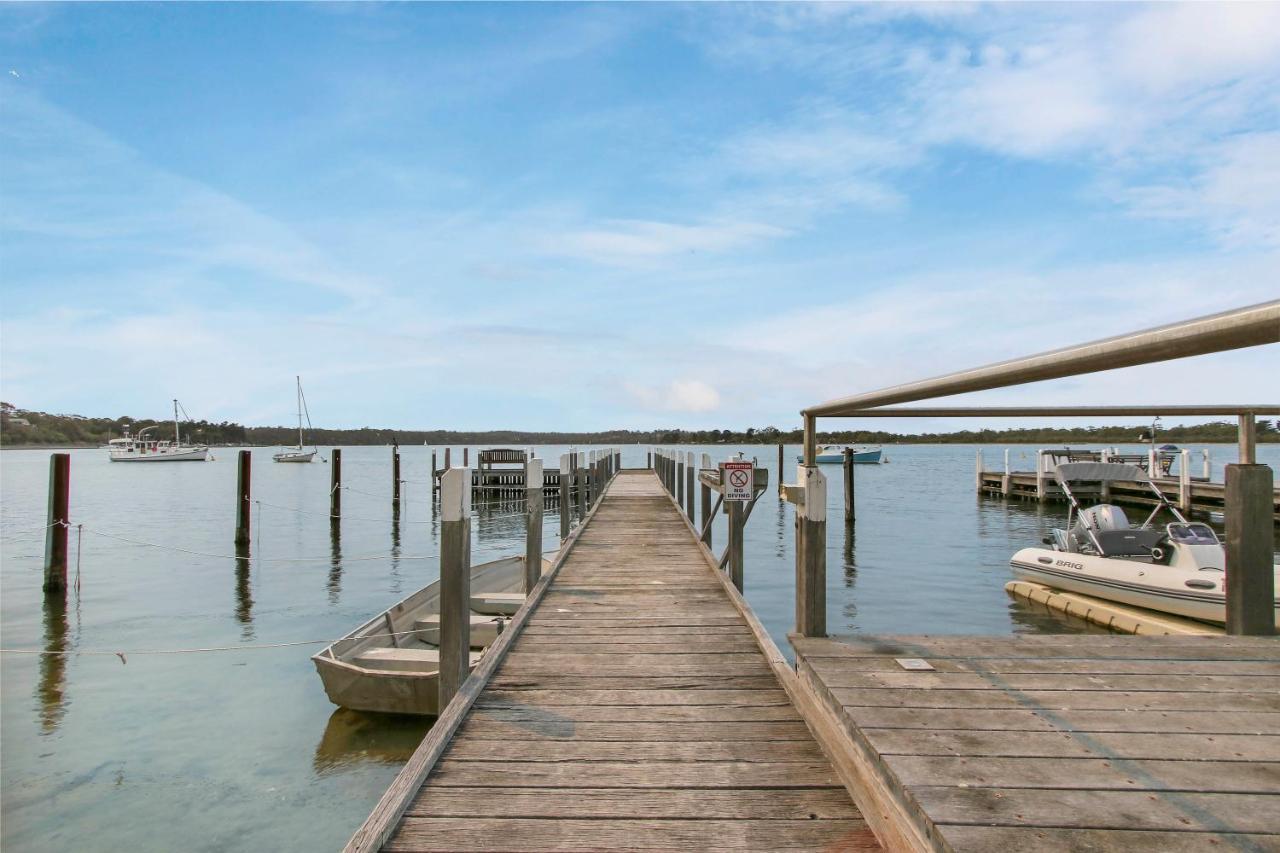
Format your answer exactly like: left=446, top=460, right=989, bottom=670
left=296, top=376, right=304, bottom=449
left=173, top=399, right=181, bottom=445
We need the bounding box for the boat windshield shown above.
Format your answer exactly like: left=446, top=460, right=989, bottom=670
left=1167, top=523, right=1219, bottom=545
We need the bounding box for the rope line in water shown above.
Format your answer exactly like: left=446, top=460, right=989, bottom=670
left=0, top=621, right=507, bottom=660
left=74, top=524, right=438, bottom=563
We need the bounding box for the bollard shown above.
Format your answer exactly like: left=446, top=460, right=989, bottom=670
left=42, top=453, right=70, bottom=595
left=438, top=467, right=472, bottom=709
left=796, top=465, right=827, bottom=637
left=235, top=450, right=251, bottom=546
left=525, top=457, right=543, bottom=594
left=1224, top=464, right=1275, bottom=636
left=558, top=453, right=571, bottom=540
left=843, top=448, right=855, bottom=527
left=330, top=448, right=342, bottom=526
left=392, top=447, right=401, bottom=508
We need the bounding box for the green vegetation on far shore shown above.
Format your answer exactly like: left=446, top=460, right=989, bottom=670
left=2, top=405, right=1275, bottom=449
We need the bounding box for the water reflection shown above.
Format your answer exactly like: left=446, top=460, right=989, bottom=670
left=37, top=594, right=69, bottom=734
left=312, top=708, right=432, bottom=776
left=328, top=526, right=342, bottom=605
left=234, top=542, right=255, bottom=639
left=389, top=511, right=402, bottom=597
left=774, top=495, right=786, bottom=558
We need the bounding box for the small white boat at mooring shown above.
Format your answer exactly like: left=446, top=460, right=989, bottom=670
left=798, top=445, right=883, bottom=464
left=1010, top=462, right=1280, bottom=627
left=107, top=400, right=209, bottom=462
left=313, top=554, right=546, bottom=716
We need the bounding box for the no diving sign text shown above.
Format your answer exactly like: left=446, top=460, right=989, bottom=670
left=723, top=461, right=753, bottom=502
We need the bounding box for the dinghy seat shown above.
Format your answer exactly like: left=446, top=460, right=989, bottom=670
left=354, top=647, right=481, bottom=673
left=413, top=614, right=505, bottom=647
left=1094, top=529, right=1167, bottom=558
left=470, top=592, right=525, bottom=616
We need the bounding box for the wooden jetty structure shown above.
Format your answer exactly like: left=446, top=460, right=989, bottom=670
left=348, top=466, right=882, bottom=853
left=343, top=302, right=1279, bottom=852
left=974, top=443, right=1280, bottom=522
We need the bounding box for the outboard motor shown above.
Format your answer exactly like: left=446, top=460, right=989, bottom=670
left=1077, top=504, right=1129, bottom=533
left=1068, top=504, right=1130, bottom=553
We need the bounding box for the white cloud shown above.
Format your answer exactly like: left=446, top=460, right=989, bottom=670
left=543, top=218, right=788, bottom=266
left=625, top=379, right=722, bottom=413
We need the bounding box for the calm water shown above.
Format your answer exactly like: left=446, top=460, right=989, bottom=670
left=2, top=442, right=1277, bottom=851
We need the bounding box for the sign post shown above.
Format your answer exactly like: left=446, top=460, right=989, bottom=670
left=721, top=461, right=752, bottom=591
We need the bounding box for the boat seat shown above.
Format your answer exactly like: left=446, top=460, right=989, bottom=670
left=1095, top=529, right=1166, bottom=558
left=412, top=614, right=504, bottom=647
left=354, top=647, right=481, bottom=673
left=470, top=592, right=525, bottom=616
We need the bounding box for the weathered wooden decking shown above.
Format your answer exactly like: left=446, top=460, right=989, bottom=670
left=792, top=633, right=1280, bottom=852
left=380, top=471, right=879, bottom=852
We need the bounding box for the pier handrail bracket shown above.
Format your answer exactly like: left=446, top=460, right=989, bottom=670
left=796, top=299, right=1280, bottom=638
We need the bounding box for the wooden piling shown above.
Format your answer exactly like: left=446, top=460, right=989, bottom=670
left=392, top=447, right=401, bottom=508
left=330, top=448, right=342, bottom=526
left=42, top=453, right=70, bottom=595
left=1224, top=463, right=1276, bottom=636
left=676, top=452, right=685, bottom=509
left=842, top=448, right=854, bottom=527
left=558, top=453, right=571, bottom=540
left=438, top=467, right=472, bottom=709
left=444, top=447, right=451, bottom=469
left=463, top=447, right=469, bottom=467
left=525, top=457, right=543, bottom=594
left=1239, top=413, right=1257, bottom=464
left=777, top=443, right=784, bottom=496
left=796, top=465, right=827, bottom=637
left=235, top=450, right=251, bottom=547
left=685, top=452, right=696, bottom=521
left=575, top=452, right=587, bottom=521
left=726, top=498, right=744, bottom=592
left=431, top=451, right=438, bottom=495
left=1179, top=448, right=1192, bottom=512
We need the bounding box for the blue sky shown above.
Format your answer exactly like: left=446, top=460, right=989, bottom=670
left=2, top=3, right=1278, bottom=432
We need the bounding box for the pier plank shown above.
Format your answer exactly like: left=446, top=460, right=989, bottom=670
left=374, top=471, right=876, bottom=853
left=793, top=632, right=1280, bottom=852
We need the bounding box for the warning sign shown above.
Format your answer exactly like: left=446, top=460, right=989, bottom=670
left=723, top=461, right=753, bottom=502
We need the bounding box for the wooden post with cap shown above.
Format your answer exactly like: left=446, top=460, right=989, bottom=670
left=438, top=467, right=472, bottom=709
left=525, top=457, right=543, bottom=593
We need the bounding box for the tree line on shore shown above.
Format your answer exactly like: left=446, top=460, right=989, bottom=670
left=2, top=407, right=1276, bottom=448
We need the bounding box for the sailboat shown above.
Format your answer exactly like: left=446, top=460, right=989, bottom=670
left=273, top=377, right=318, bottom=463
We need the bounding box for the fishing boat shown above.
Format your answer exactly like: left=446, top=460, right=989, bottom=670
left=274, top=376, right=317, bottom=463
left=1010, top=462, right=1280, bottom=627
left=313, top=554, right=545, bottom=715
left=798, top=445, right=883, bottom=464
left=107, top=401, right=209, bottom=462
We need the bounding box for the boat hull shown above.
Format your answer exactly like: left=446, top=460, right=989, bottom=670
left=1010, top=547, right=1280, bottom=627
left=798, top=448, right=882, bottom=464
left=109, top=447, right=209, bottom=462
left=313, top=555, right=548, bottom=716
left=273, top=450, right=317, bottom=463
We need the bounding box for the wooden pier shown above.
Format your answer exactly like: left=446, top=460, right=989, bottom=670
left=350, top=470, right=880, bottom=852
left=790, top=633, right=1280, bottom=852
left=977, top=468, right=1280, bottom=523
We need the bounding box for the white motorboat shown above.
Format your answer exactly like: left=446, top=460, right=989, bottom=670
left=1010, top=462, right=1279, bottom=627
left=798, top=445, right=883, bottom=464
left=313, top=554, right=546, bottom=716
left=274, top=376, right=318, bottom=463
left=107, top=400, right=209, bottom=462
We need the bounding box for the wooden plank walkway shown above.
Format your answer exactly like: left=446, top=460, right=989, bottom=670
left=380, top=471, right=880, bottom=852
left=792, top=634, right=1280, bottom=852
